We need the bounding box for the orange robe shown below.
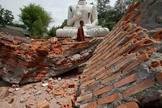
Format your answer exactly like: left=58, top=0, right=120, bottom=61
left=77, top=27, right=85, bottom=41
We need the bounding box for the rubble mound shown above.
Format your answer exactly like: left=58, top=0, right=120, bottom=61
left=0, top=32, right=101, bottom=84
left=77, top=0, right=162, bottom=108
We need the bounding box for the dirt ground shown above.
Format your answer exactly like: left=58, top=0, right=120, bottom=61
left=0, top=67, right=83, bottom=108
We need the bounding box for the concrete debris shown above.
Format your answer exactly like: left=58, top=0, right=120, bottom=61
left=42, top=83, right=49, bottom=87
left=20, top=96, right=28, bottom=103
left=34, top=90, right=42, bottom=96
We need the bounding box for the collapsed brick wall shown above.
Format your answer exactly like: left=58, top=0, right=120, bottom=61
left=77, top=0, right=162, bottom=108
left=0, top=32, right=101, bottom=84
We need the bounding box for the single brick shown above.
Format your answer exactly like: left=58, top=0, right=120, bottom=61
left=85, top=68, right=96, bottom=76
left=153, top=29, right=162, bottom=41
left=114, top=73, right=139, bottom=88
left=80, top=101, right=97, bottom=108
left=102, top=72, right=121, bottom=84
left=115, top=53, right=136, bottom=70
left=94, top=85, right=111, bottom=96
left=91, top=67, right=105, bottom=77
left=97, top=93, right=119, bottom=105
left=122, top=53, right=149, bottom=74
left=84, top=82, right=100, bottom=93
left=155, top=72, right=162, bottom=84
left=104, top=47, right=119, bottom=60
left=116, top=102, right=139, bottom=108
left=77, top=93, right=92, bottom=102
left=105, top=55, right=124, bottom=68
left=123, top=79, right=154, bottom=98
left=91, top=59, right=104, bottom=69
left=80, top=76, right=90, bottom=82
left=18, top=59, right=30, bottom=66
left=61, top=102, right=72, bottom=108
left=96, top=69, right=111, bottom=80
left=82, top=79, right=95, bottom=87
left=37, top=100, right=49, bottom=108
left=114, top=43, right=131, bottom=58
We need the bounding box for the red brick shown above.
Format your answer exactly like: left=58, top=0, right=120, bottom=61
left=18, top=59, right=29, bottom=66
left=91, top=52, right=102, bottom=62
left=84, top=82, right=100, bottom=92
left=80, top=76, right=90, bottom=82
left=61, top=102, right=72, bottom=108
left=77, top=93, right=92, bottom=102
left=111, top=33, right=126, bottom=50
left=105, top=55, right=124, bottom=68
left=114, top=73, right=139, bottom=88
left=17, top=63, right=28, bottom=69
left=113, top=43, right=131, bottom=58
left=37, top=100, right=49, bottom=108
left=80, top=101, right=97, bottom=108
left=155, top=72, right=162, bottom=84
left=97, top=93, right=119, bottom=105
left=122, top=53, right=149, bottom=74
left=94, top=85, right=111, bottom=96
left=102, top=72, right=121, bottom=84
left=96, top=69, right=111, bottom=80
left=81, top=79, right=95, bottom=87
left=115, top=53, right=136, bottom=70
left=91, top=67, right=105, bottom=77
left=153, top=29, right=162, bottom=41
left=104, top=47, right=119, bottom=60
left=123, top=79, right=154, bottom=98
left=8, top=58, right=17, bottom=65
left=117, top=102, right=139, bottom=108
left=85, top=68, right=96, bottom=76
left=91, top=59, right=103, bottom=69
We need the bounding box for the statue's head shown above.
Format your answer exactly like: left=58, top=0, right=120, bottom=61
left=79, top=0, right=86, bottom=1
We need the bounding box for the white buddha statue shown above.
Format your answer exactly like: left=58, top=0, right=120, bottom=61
left=56, top=0, right=109, bottom=38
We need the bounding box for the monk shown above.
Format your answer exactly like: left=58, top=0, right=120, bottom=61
left=77, top=20, right=85, bottom=41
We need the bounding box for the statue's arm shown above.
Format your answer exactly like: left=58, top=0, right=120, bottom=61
left=67, top=6, right=74, bottom=26
left=67, top=6, right=83, bottom=26
left=91, top=5, right=98, bottom=26
left=67, top=6, right=82, bottom=26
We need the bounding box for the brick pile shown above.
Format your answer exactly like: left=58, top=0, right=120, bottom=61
left=77, top=0, right=162, bottom=108
left=0, top=32, right=101, bottom=84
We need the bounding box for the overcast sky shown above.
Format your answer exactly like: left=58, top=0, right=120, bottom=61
left=0, top=0, right=116, bottom=27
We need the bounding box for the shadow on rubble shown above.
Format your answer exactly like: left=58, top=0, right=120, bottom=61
left=138, top=94, right=162, bottom=108
left=0, top=78, right=11, bottom=87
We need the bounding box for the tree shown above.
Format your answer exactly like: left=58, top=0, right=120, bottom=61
left=96, top=0, right=111, bottom=26
left=0, top=5, right=14, bottom=27
left=60, top=19, right=67, bottom=28
left=19, top=3, right=53, bottom=38
left=114, top=0, right=138, bottom=20
left=48, top=19, right=67, bottom=37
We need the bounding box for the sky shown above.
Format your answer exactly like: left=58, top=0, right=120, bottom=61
left=0, top=0, right=116, bottom=28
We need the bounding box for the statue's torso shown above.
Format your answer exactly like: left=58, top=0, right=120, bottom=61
left=70, top=4, right=93, bottom=27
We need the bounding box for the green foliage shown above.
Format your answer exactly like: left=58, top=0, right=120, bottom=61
left=48, top=19, right=67, bottom=37
left=96, top=0, right=111, bottom=26
left=114, top=0, right=138, bottom=20
left=48, top=26, right=60, bottom=37
left=60, top=19, right=67, bottom=28
left=96, top=0, right=138, bottom=30
left=19, top=3, right=53, bottom=38
left=0, top=5, right=14, bottom=27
